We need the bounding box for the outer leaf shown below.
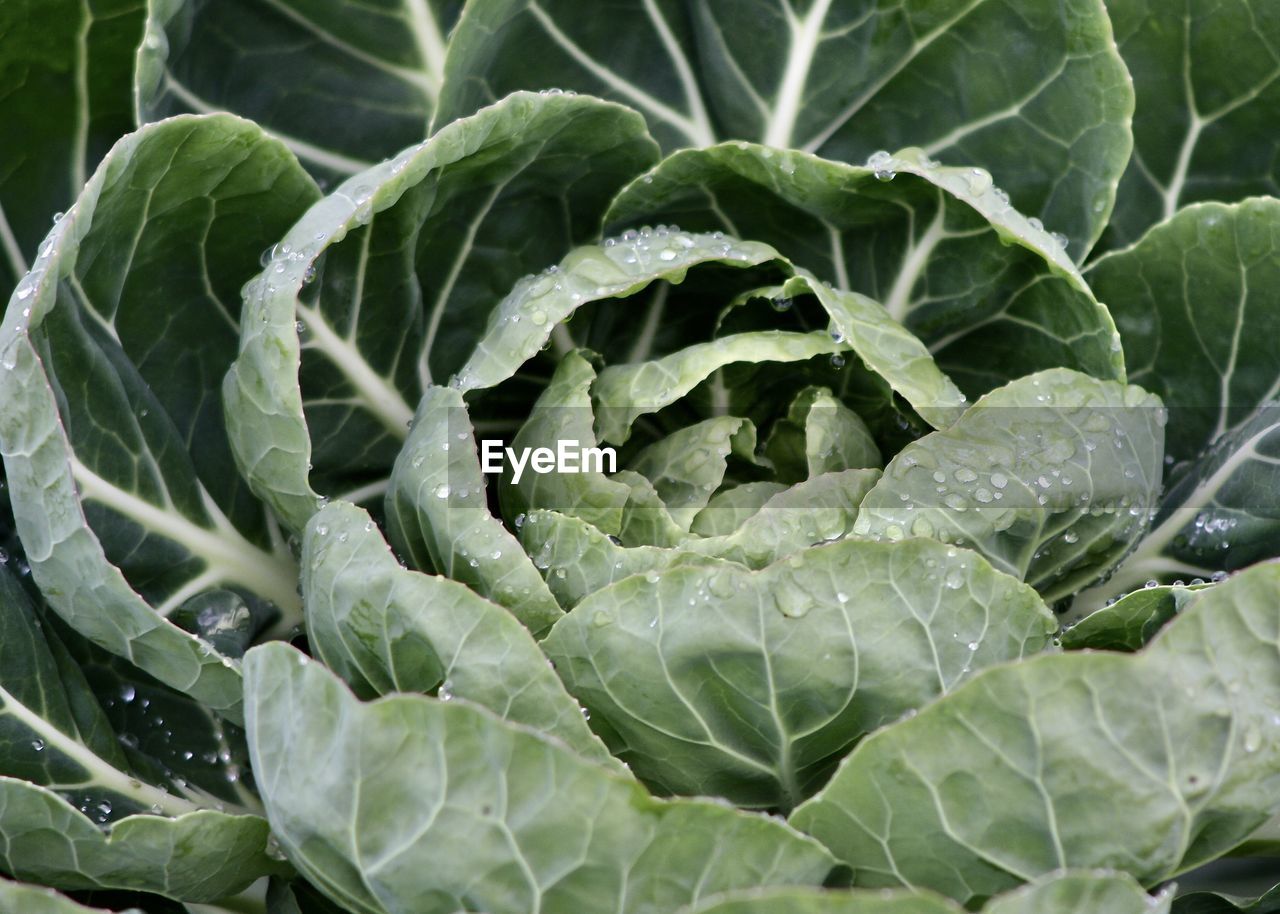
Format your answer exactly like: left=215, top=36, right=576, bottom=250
left=791, top=561, right=1280, bottom=906
left=385, top=386, right=562, bottom=634
left=0, top=566, right=219, bottom=821
left=678, top=887, right=963, bottom=914
left=853, top=369, right=1165, bottom=603
left=224, top=92, right=659, bottom=533
left=1061, top=584, right=1204, bottom=652
left=303, top=501, right=613, bottom=767
left=593, top=330, right=846, bottom=444
left=0, top=877, right=144, bottom=914
left=980, top=871, right=1172, bottom=914
left=608, top=144, right=1124, bottom=395
left=437, top=0, right=1132, bottom=256
left=245, top=642, right=836, bottom=914
left=678, top=871, right=1170, bottom=914
left=1077, top=405, right=1280, bottom=609
left=543, top=538, right=1055, bottom=809
left=1101, top=1, right=1280, bottom=249
left=0, top=565, right=281, bottom=899
left=0, top=778, right=284, bottom=902
left=0, top=116, right=318, bottom=719
left=0, top=0, right=143, bottom=300
left=1174, top=885, right=1280, bottom=913
left=1088, top=200, right=1280, bottom=463
left=137, top=0, right=463, bottom=181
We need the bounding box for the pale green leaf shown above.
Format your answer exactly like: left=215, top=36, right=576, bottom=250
left=630, top=416, right=757, bottom=530
left=593, top=331, right=845, bottom=444
left=384, top=386, right=561, bottom=634
left=302, top=501, right=613, bottom=766
left=245, top=642, right=836, bottom=914
left=791, top=561, right=1280, bottom=905
left=543, top=538, right=1055, bottom=809
left=853, top=369, right=1165, bottom=603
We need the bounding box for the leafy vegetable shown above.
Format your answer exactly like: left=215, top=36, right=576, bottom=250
left=4, top=2, right=1280, bottom=911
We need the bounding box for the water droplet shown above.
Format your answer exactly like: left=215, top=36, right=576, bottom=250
left=30, top=739, right=44, bottom=751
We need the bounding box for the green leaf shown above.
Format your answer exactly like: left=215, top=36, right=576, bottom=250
left=690, top=482, right=788, bottom=538
left=0, top=116, right=319, bottom=719
left=1075, top=405, right=1280, bottom=610
left=437, top=0, right=1132, bottom=257
left=498, top=351, right=632, bottom=535
left=1087, top=200, right=1280, bottom=463
left=853, top=369, right=1165, bottom=603
left=1061, top=584, right=1204, bottom=652
left=764, top=387, right=880, bottom=484
left=244, top=642, right=836, bottom=914
left=0, top=778, right=285, bottom=902
left=0, top=564, right=282, bottom=900
left=677, top=886, right=963, bottom=914
left=630, top=416, right=757, bottom=530
left=0, top=877, right=144, bottom=914
left=980, top=871, right=1172, bottom=914
left=303, top=500, right=614, bottom=767
left=521, top=469, right=882, bottom=608
left=137, top=0, right=463, bottom=181
left=608, top=144, right=1125, bottom=395
left=458, top=230, right=967, bottom=431
left=385, top=386, right=562, bottom=634
left=542, top=538, right=1055, bottom=809
left=678, top=871, right=1170, bottom=914
left=520, top=508, right=712, bottom=608
left=454, top=229, right=781, bottom=394
left=791, top=561, right=1280, bottom=906
left=224, top=91, right=659, bottom=533
left=1100, top=2, right=1280, bottom=250
left=1173, top=884, right=1280, bottom=913
left=0, top=0, right=144, bottom=301
left=593, top=331, right=846, bottom=445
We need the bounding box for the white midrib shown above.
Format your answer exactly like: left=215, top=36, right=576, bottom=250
left=0, top=685, right=202, bottom=817
left=71, top=0, right=92, bottom=194
left=71, top=459, right=301, bottom=614
left=527, top=3, right=712, bottom=145
left=0, top=200, right=27, bottom=279
left=884, top=205, right=947, bottom=322
left=260, top=0, right=434, bottom=95
left=297, top=303, right=414, bottom=435
left=1212, top=263, right=1249, bottom=442
left=1164, top=113, right=1203, bottom=221
left=404, top=0, right=448, bottom=95
left=764, top=0, right=835, bottom=148
left=161, top=76, right=373, bottom=176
